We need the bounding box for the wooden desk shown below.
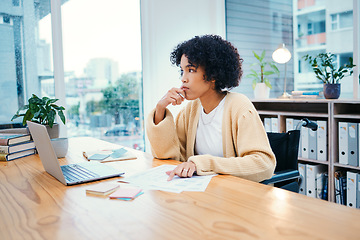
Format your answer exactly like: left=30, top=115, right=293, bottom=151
left=1, top=137, right=360, bottom=240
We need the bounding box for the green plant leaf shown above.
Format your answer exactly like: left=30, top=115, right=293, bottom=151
left=59, top=110, right=66, bottom=124
left=252, top=80, right=257, bottom=90
left=47, top=109, right=56, bottom=128
left=260, top=50, right=265, bottom=61
left=253, top=51, right=261, bottom=61
left=264, top=79, right=272, bottom=89
left=263, top=71, right=275, bottom=76
left=23, top=109, right=33, bottom=126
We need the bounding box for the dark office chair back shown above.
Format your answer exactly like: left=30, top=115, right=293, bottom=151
left=267, top=130, right=300, bottom=172
left=262, top=118, right=317, bottom=192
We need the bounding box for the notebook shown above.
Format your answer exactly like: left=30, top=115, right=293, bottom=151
left=27, top=121, right=124, bottom=186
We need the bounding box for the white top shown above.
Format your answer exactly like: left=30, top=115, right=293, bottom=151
left=194, top=96, right=226, bottom=157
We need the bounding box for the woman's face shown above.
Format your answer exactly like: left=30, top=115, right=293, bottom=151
left=179, top=54, right=215, bottom=101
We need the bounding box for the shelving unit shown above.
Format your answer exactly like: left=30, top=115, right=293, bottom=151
left=252, top=99, right=360, bottom=203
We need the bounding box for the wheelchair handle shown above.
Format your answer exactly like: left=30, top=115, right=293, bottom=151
left=295, top=118, right=318, bottom=131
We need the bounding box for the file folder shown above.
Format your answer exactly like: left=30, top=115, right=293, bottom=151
left=286, top=118, right=294, bottom=132
left=338, top=122, right=348, bottom=165
left=308, top=121, right=317, bottom=160
left=347, top=123, right=358, bottom=167
left=316, top=172, right=327, bottom=200
left=301, top=127, right=309, bottom=159
left=357, top=173, right=360, bottom=208
left=298, top=163, right=306, bottom=195
left=294, top=119, right=301, bottom=157
left=271, top=117, right=278, bottom=133
left=317, top=120, right=327, bottom=161
left=264, top=118, right=271, bottom=132
left=306, top=164, right=326, bottom=198
left=334, top=171, right=341, bottom=204
left=346, top=171, right=357, bottom=208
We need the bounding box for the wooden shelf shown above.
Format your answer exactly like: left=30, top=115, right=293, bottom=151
left=253, top=98, right=360, bottom=204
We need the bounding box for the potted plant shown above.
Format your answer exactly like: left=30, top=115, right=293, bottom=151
left=303, top=53, right=356, bottom=99
left=246, top=50, right=280, bottom=99
left=11, top=94, right=66, bottom=138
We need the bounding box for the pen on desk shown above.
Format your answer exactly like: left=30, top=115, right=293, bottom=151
left=83, top=152, right=89, bottom=161
left=178, top=92, right=185, bottom=98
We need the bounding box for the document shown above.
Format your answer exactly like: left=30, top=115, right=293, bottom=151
left=120, top=165, right=216, bottom=193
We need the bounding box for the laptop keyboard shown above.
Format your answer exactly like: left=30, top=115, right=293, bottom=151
left=61, top=164, right=99, bottom=183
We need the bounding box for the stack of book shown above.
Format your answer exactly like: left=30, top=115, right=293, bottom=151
left=290, top=91, right=324, bottom=99
left=0, top=133, right=36, bottom=161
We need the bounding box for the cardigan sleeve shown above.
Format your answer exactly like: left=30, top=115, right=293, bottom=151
left=188, top=108, right=276, bottom=182
left=146, top=108, right=181, bottom=160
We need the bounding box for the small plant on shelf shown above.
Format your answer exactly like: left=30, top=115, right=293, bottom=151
left=11, top=94, right=66, bottom=128
left=303, top=52, right=355, bottom=84
left=246, top=50, right=280, bottom=89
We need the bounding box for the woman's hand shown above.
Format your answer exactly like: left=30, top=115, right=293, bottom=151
left=154, top=87, right=185, bottom=125
left=166, top=162, right=196, bottom=181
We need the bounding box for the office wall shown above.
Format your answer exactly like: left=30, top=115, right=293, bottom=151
left=141, top=0, right=226, bottom=152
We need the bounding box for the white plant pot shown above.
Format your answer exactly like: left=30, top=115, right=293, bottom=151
left=254, top=83, right=270, bottom=99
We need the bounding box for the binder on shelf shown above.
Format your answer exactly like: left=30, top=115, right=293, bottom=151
left=306, top=164, right=326, bottom=198
left=338, top=122, right=348, bottom=165
left=298, top=163, right=306, bottom=195
left=308, top=121, right=317, bottom=160
left=301, top=127, right=309, bottom=159
left=316, top=172, right=328, bottom=200
left=357, top=173, right=360, bottom=208
left=347, top=123, right=358, bottom=167
left=359, top=123, right=360, bottom=167
left=286, top=118, right=294, bottom=132
left=294, top=119, right=302, bottom=157
left=264, top=118, right=271, bottom=132
left=271, top=117, right=278, bottom=133
left=339, top=174, right=347, bottom=205
left=317, top=120, right=327, bottom=161
left=334, top=171, right=341, bottom=204
left=346, top=171, right=357, bottom=208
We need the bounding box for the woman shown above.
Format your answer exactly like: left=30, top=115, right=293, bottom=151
left=146, top=35, right=275, bottom=182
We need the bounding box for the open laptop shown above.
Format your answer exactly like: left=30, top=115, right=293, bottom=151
left=27, top=121, right=124, bottom=185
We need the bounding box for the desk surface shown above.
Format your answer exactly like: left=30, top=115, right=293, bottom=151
left=1, top=137, right=360, bottom=240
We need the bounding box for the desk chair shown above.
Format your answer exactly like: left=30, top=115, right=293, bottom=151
left=261, top=118, right=318, bottom=193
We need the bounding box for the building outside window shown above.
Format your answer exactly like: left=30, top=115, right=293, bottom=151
left=226, top=0, right=357, bottom=99
left=0, top=0, right=144, bottom=150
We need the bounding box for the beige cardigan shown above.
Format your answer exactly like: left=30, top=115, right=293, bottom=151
left=146, top=92, right=276, bottom=182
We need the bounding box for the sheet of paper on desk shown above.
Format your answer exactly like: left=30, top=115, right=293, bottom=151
left=120, top=165, right=216, bottom=193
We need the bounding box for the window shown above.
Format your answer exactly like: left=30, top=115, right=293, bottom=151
left=59, top=0, right=144, bottom=150
left=0, top=0, right=53, bottom=127
left=331, top=11, right=353, bottom=30
left=226, top=0, right=294, bottom=98
left=226, top=0, right=358, bottom=98
left=1, top=0, right=144, bottom=150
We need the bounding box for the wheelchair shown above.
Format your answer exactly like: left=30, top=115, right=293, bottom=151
left=261, top=118, right=318, bottom=193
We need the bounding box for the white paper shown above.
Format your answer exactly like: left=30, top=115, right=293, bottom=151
left=120, top=165, right=216, bottom=193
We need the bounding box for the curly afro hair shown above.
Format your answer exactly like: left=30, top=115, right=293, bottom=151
left=170, top=35, right=243, bottom=93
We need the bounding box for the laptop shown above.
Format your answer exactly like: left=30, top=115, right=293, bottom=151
left=27, top=121, right=124, bottom=185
